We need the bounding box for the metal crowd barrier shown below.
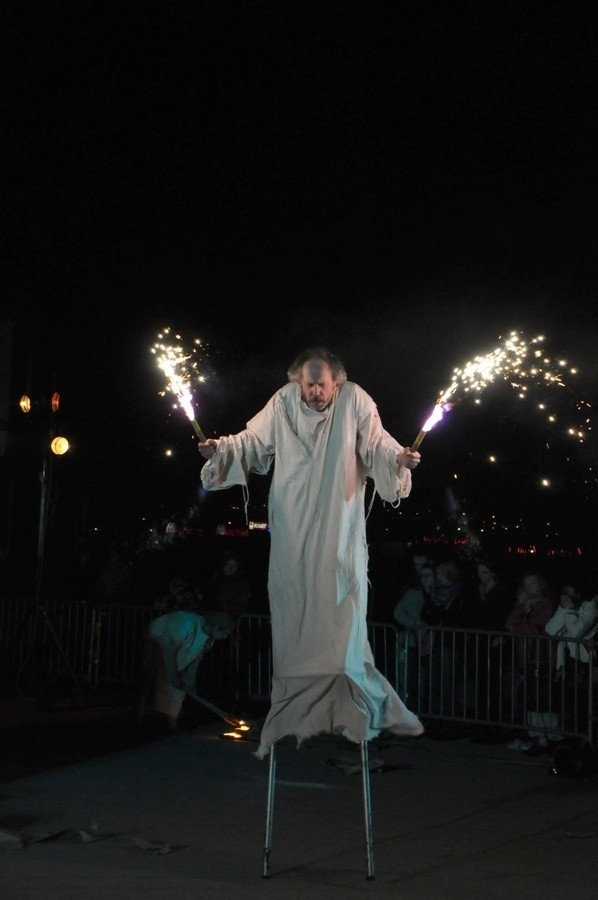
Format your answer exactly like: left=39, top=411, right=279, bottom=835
left=0, top=598, right=152, bottom=693
left=395, top=625, right=596, bottom=746
left=0, top=598, right=594, bottom=745
left=0, top=600, right=271, bottom=708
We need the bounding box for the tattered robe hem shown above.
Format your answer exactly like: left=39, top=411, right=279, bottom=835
left=254, top=671, right=424, bottom=760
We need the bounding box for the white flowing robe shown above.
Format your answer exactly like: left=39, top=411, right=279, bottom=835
left=201, top=380, right=424, bottom=757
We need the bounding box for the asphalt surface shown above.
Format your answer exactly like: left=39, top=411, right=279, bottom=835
left=1, top=683, right=597, bottom=899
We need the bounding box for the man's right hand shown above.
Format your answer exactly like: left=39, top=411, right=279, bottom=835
left=198, top=438, right=218, bottom=459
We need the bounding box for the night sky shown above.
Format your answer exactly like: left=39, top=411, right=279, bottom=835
left=3, top=1, right=597, bottom=559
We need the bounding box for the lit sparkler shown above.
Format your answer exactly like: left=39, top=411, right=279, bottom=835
left=411, top=330, right=591, bottom=449
left=151, top=327, right=208, bottom=441
left=411, top=394, right=456, bottom=450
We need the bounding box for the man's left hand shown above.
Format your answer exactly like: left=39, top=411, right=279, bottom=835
left=398, top=448, right=421, bottom=471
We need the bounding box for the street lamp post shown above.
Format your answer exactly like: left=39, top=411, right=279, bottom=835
left=20, top=390, right=69, bottom=601
left=36, top=452, right=49, bottom=604
left=19, top=391, right=83, bottom=699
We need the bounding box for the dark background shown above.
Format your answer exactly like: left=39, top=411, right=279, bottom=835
left=2, top=1, right=597, bottom=600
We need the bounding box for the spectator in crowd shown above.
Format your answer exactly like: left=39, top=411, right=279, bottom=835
left=399, top=545, right=433, bottom=593
left=204, top=553, right=252, bottom=624
left=152, top=577, right=202, bottom=616
left=394, top=561, right=435, bottom=701
left=545, top=576, right=598, bottom=736
left=472, top=552, right=516, bottom=722
left=546, top=578, right=598, bottom=671
left=375, top=543, right=431, bottom=623
left=582, top=575, right=598, bottom=657
left=475, top=553, right=516, bottom=630
left=421, top=557, right=479, bottom=629
left=505, top=568, right=556, bottom=751
left=203, top=553, right=253, bottom=709
left=582, top=575, right=598, bottom=745
left=418, top=556, right=479, bottom=715
left=93, top=540, right=132, bottom=605
left=505, top=568, right=555, bottom=669
left=394, top=562, right=436, bottom=632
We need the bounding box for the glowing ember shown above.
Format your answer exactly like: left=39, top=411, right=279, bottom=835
left=412, top=331, right=591, bottom=449
left=150, top=327, right=210, bottom=440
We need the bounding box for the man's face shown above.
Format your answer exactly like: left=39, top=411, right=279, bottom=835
left=299, top=360, right=337, bottom=411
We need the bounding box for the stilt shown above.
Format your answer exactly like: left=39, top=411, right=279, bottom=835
left=262, top=744, right=277, bottom=878
left=261, top=739, right=375, bottom=879
left=360, top=739, right=375, bottom=880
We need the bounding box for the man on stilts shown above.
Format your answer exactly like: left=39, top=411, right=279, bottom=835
left=198, top=346, right=424, bottom=878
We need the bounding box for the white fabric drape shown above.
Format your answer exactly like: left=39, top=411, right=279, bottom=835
left=201, top=381, right=424, bottom=757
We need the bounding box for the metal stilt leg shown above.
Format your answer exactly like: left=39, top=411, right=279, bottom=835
left=360, top=739, right=375, bottom=880
left=262, top=744, right=277, bottom=878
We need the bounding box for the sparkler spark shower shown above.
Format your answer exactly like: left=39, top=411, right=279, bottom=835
left=150, top=327, right=209, bottom=441
left=411, top=330, right=592, bottom=449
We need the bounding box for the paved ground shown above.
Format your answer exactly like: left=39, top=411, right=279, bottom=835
left=1, top=682, right=597, bottom=899
left=0, top=681, right=210, bottom=784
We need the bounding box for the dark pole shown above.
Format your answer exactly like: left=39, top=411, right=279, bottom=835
left=33, top=435, right=85, bottom=699
left=35, top=452, right=50, bottom=604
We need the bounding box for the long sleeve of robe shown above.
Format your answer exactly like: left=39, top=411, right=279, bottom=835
left=201, top=380, right=424, bottom=757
